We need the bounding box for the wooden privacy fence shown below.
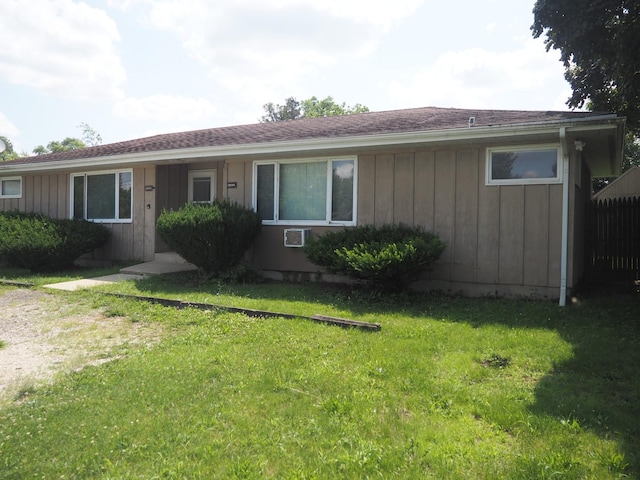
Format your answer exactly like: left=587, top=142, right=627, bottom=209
left=585, top=196, right=640, bottom=283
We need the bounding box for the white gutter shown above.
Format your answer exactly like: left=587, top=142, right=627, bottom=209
left=559, top=127, right=570, bottom=306
left=0, top=117, right=623, bottom=174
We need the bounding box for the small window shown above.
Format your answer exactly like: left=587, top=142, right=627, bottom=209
left=487, top=146, right=561, bottom=185
left=254, top=157, right=357, bottom=225
left=71, top=170, right=132, bottom=222
left=188, top=170, right=216, bottom=204
left=0, top=177, right=22, bottom=198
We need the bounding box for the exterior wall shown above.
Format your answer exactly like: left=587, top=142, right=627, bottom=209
left=358, top=148, right=564, bottom=297
left=223, top=146, right=569, bottom=297
left=1, top=144, right=584, bottom=297
left=0, top=173, right=69, bottom=216
left=81, top=165, right=156, bottom=262
left=593, top=166, right=640, bottom=200
left=0, top=166, right=157, bottom=263
left=570, top=154, right=592, bottom=288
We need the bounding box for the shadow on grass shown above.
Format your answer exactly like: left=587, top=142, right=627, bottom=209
left=6, top=266, right=638, bottom=476
left=134, top=273, right=640, bottom=476
left=528, top=293, right=640, bottom=476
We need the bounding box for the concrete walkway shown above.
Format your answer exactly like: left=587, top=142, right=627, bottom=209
left=44, top=252, right=197, bottom=292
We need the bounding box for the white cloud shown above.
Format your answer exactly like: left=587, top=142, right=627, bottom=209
left=135, top=0, right=423, bottom=106
left=113, top=95, right=218, bottom=123
left=387, top=39, right=569, bottom=110
left=0, top=0, right=125, bottom=100
left=0, top=113, right=20, bottom=138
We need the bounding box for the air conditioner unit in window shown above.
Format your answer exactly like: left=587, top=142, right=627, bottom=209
left=284, top=228, right=311, bottom=247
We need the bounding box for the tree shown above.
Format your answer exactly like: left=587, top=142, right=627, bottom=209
left=0, top=136, right=20, bottom=161
left=78, top=122, right=102, bottom=147
left=531, top=0, right=640, bottom=135
left=301, top=96, right=369, bottom=118
left=33, top=137, right=86, bottom=155
left=622, top=133, right=640, bottom=171
left=32, top=123, right=102, bottom=155
left=261, top=97, right=302, bottom=122
left=261, top=96, right=369, bottom=122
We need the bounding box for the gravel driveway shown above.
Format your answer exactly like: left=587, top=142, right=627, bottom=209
left=0, top=288, right=162, bottom=406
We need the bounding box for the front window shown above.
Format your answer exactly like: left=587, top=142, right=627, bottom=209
left=486, top=146, right=561, bottom=185
left=71, top=170, right=132, bottom=222
left=0, top=177, right=22, bottom=198
left=254, top=157, right=357, bottom=225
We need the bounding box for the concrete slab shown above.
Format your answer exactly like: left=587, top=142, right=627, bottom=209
left=44, top=273, right=146, bottom=292
left=120, top=260, right=198, bottom=276
left=43, top=252, right=196, bottom=291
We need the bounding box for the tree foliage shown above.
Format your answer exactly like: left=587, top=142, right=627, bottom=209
left=0, top=212, right=110, bottom=272
left=78, top=122, right=102, bottom=146
left=33, top=137, right=86, bottom=155
left=532, top=0, right=640, bottom=135
left=301, top=96, right=369, bottom=118
left=304, top=224, right=446, bottom=292
left=32, top=122, right=102, bottom=155
left=622, top=134, right=640, bottom=170
left=261, top=96, right=369, bottom=122
left=156, top=201, right=262, bottom=277
left=0, top=136, right=20, bottom=161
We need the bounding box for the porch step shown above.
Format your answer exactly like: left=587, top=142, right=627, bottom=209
left=120, top=252, right=198, bottom=276
left=154, top=252, right=192, bottom=264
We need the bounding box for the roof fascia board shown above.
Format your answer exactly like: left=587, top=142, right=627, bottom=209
left=1, top=117, right=623, bottom=174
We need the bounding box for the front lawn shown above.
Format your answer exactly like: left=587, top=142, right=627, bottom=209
left=0, top=270, right=638, bottom=479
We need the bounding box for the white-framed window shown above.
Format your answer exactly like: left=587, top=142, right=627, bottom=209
left=71, top=170, right=133, bottom=222
left=188, top=170, right=216, bottom=204
left=0, top=176, right=22, bottom=198
left=253, top=157, right=357, bottom=225
left=486, top=145, right=561, bottom=185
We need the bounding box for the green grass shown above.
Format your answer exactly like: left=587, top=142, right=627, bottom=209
left=0, top=270, right=638, bottom=479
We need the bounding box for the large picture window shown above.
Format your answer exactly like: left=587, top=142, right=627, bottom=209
left=486, top=145, right=561, bottom=185
left=71, top=170, right=132, bottom=222
left=0, top=177, right=22, bottom=198
left=254, top=157, right=357, bottom=225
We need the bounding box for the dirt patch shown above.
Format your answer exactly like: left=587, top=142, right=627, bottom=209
left=0, top=288, right=163, bottom=406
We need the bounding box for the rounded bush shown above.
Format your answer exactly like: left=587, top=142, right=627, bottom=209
left=304, top=224, right=446, bottom=291
left=156, top=201, right=262, bottom=276
left=0, top=212, right=110, bottom=272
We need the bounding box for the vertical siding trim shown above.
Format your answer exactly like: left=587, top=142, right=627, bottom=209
left=357, top=155, right=376, bottom=225
left=393, top=152, right=415, bottom=225
left=374, top=154, right=394, bottom=225
left=413, top=151, right=435, bottom=231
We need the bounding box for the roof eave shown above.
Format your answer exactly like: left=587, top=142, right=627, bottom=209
left=0, top=115, right=624, bottom=174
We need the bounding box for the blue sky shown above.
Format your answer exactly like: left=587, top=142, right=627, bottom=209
left=0, top=0, right=572, bottom=154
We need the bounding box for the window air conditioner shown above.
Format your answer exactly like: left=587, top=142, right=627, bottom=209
left=284, top=228, right=311, bottom=247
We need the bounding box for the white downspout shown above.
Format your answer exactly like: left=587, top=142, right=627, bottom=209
left=559, top=127, right=569, bottom=306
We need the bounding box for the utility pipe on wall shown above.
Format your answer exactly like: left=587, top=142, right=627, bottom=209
left=559, top=127, right=569, bottom=306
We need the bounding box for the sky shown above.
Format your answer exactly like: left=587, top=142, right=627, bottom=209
left=0, top=0, right=573, bottom=155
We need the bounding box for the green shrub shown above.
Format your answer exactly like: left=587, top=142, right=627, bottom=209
left=156, top=201, right=262, bottom=276
left=0, top=212, right=110, bottom=272
left=304, top=224, right=446, bottom=291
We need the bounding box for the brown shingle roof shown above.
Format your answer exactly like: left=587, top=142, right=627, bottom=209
left=3, top=106, right=610, bottom=166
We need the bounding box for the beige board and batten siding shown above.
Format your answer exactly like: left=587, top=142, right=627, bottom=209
left=222, top=147, right=566, bottom=296
left=68, top=165, right=156, bottom=262
left=593, top=166, right=640, bottom=201
left=0, top=166, right=157, bottom=263
left=358, top=148, right=564, bottom=296
left=0, top=174, right=69, bottom=217
left=223, top=159, right=325, bottom=275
